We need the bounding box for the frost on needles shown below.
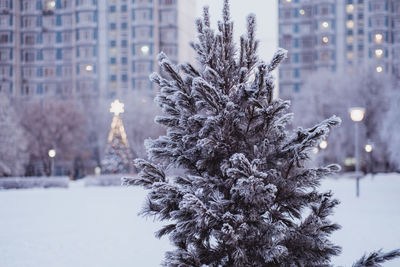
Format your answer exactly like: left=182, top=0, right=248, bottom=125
left=123, top=1, right=400, bottom=266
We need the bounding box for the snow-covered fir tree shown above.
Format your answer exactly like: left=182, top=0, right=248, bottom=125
left=124, top=1, right=400, bottom=266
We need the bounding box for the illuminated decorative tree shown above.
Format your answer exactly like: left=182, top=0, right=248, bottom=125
left=102, top=100, right=133, bottom=174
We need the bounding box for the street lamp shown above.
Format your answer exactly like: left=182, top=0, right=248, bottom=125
left=349, top=107, right=365, bottom=197
left=48, top=149, right=56, bottom=176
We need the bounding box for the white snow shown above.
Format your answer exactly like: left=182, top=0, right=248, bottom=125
left=0, top=173, right=399, bottom=267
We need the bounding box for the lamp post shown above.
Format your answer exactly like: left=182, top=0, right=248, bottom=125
left=365, top=141, right=374, bottom=174
left=48, top=149, right=56, bottom=176
left=349, top=107, right=365, bottom=197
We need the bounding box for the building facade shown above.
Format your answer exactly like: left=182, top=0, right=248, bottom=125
left=0, top=0, right=196, bottom=100
left=278, top=0, right=400, bottom=98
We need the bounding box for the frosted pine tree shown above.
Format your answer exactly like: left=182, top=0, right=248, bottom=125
left=123, top=1, right=400, bottom=266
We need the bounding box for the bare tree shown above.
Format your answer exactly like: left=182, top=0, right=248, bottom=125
left=124, top=90, right=164, bottom=159
left=382, top=86, right=400, bottom=171
left=292, top=67, right=396, bottom=172
left=21, top=98, right=87, bottom=176
left=0, top=95, right=29, bottom=176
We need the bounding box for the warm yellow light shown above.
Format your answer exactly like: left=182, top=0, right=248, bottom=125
left=141, top=45, right=149, bottom=55
left=322, top=36, right=329, bottom=43
left=313, top=147, right=319, bottom=154
left=47, top=0, right=55, bottom=9
left=299, top=9, right=305, bottom=15
left=48, top=149, right=56, bottom=158
left=94, top=166, right=101, bottom=175
left=346, top=36, right=354, bottom=44
left=346, top=4, right=354, bottom=13
left=346, top=20, right=354, bottom=29
left=319, top=140, right=328, bottom=150
left=349, top=107, right=365, bottom=122
left=374, top=33, right=383, bottom=43
left=376, top=66, right=383, bottom=73
left=375, top=49, right=383, bottom=58
left=365, top=144, right=373, bottom=153
left=322, top=21, right=329, bottom=28
left=110, top=99, right=124, bottom=116
left=285, top=0, right=292, bottom=3
left=85, top=65, right=93, bottom=72
left=346, top=51, right=354, bottom=59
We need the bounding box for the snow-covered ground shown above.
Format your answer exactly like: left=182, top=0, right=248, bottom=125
left=0, top=174, right=399, bottom=267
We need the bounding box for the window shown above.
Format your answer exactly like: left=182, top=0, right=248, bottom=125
left=0, top=50, right=8, bottom=61
left=62, top=32, right=72, bottom=43
left=371, top=16, right=385, bottom=27
left=134, top=8, right=153, bottom=21
left=301, top=52, right=313, bottom=63
left=280, top=35, right=292, bottom=49
left=320, top=51, right=330, bottom=61
left=23, top=67, right=35, bottom=77
left=133, top=44, right=152, bottom=56
left=62, top=49, right=72, bottom=60
left=82, top=12, right=93, bottom=23
left=133, top=78, right=151, bottom=90
left=43, top=49, right=56, bottom=60
left=23, top=17, right=35, bottom=28
left=0, top=0, right=9, bottom=8
left=62, top=15, right=72, bottom=25
left=160, top=28, right=176, bottom=42
left=161, top=0, right=175, bottom=5
left=44, top=67, right=55, bottom=77
left=301, top=6, right=312, bottom=17
left=43, top=32, right=55, bottom=43
left=299, top=23, right=312, bottom=34
left=63, top=0, right=72, bottom=8
left=0, top=66, right=9, bottom=76
left=134, top=61, right=152, bottom=73
left=43, top=16, right=56, bottom=27
left=79, top=46, right=92, bottom=58
left=0, top=16, right=8, bottom=26
left=301, top=36, right=313, bottom=47
left=25, top=35, right=35, bottom=45
left=63, top=66, right=72, bottom=76
left=281, top=9, right=291, bottom=19
left=280, top=24, right=292, bottom=34
left=24, top=51, right=35, bottom=62
left=160, top=10, right=175, bottom=24
left=160, top=45, right=176, bottom=57
left=371, top=1, right=384, bottom=11
left=0, top=33, right=9, bottom=43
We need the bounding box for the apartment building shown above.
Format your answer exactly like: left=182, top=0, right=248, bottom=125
left=278, top=0, right=400, bottom=98
left=0, top=0, right=196, bottom=100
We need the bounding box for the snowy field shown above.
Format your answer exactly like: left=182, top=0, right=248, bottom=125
left=0, top=174, right=399, bottom=267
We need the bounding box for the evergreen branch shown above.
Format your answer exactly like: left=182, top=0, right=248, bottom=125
left=352, top=249, right=400, bottom=267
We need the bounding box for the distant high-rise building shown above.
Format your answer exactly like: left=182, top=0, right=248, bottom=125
left=278, top=0, right=400, bottom=99
left=0, top=0, right=196, bottom=100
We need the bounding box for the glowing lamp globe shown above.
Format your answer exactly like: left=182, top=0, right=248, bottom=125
left=48, top=149, right=56, bottom=158
left=349, top=107, right=365, bottom=122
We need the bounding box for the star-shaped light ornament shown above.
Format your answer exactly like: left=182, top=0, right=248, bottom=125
left=110, top=99, right=124, bottom=116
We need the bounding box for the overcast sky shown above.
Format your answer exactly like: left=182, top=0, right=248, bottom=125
left=195, top=0, right=278, bottom=63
